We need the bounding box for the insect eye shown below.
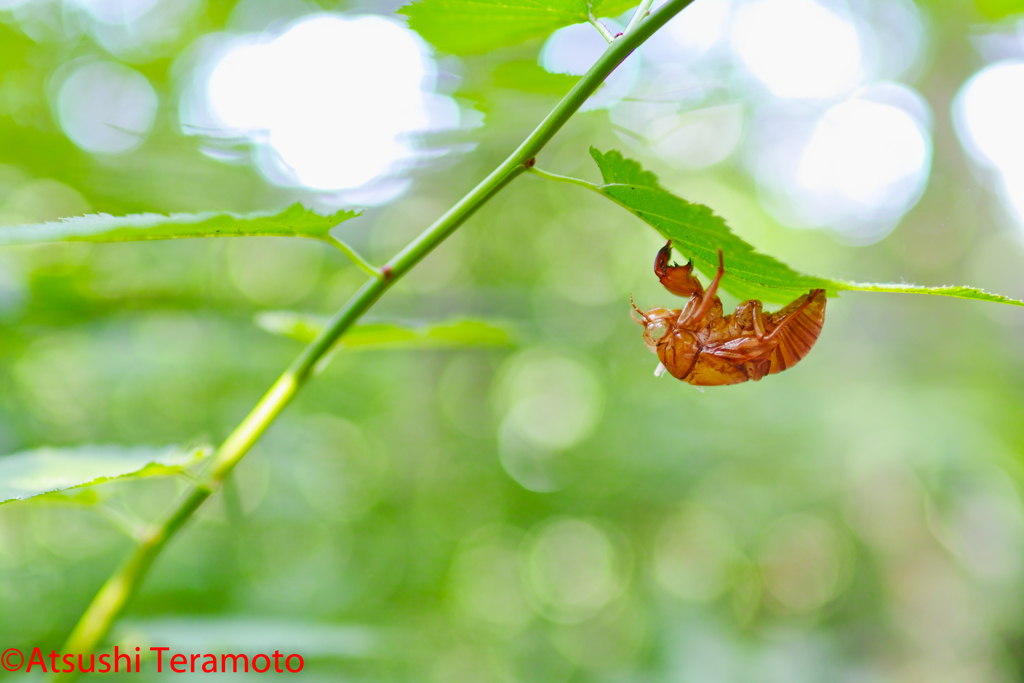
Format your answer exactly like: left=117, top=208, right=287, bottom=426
left=647, top=322, right=668, bottom=340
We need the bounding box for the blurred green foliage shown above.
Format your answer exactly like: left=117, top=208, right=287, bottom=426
left=256, top=313, right=516, bottom=350
left=401, top=0, right=640, bottom=54
left=2, top=1, right=1024, bottom=682
left=975, top=0, right=1024, bottom=20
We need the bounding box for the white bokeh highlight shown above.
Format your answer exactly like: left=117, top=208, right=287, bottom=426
left=585, top=0, right=930, bottom=239
left=799, top=99, right=929, bottom=208
left=747, top=85, right=932, bottom=243
left=2, top=0, right=203, bottom=58
left=954, top=60, right=1024, bottom=225
left=56, top=60, right=158, bottom=155
left=731, top=0, right=863, bottom=99
left=609, top=2, right=743, bottom=170
left=71, top=0, right=159, bottom=24
left=662, top=0, right=734, bottom=55
left=180, top=13, right=459, bottom=200
left=860, top=0, right=927, bottom=83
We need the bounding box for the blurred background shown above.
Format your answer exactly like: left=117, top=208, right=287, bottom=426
left=3, top=0, right=1024, bottom=680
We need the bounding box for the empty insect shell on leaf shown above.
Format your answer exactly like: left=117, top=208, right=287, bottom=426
left=631, top=241, right=826, bottom=387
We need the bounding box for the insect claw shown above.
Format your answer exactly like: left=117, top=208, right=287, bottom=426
left=655, top=242, right=704, bottom=298
left=654, top=362, right=667, bottom=377
left=694, top=386, right=705, bottom=393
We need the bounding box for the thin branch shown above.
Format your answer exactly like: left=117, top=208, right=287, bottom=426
left=51, top=2, right=698, bottom=678
left=528, top=166, right=602, bottom=192
left=624, top=0, right=655, bottom=35
left=326, top=236, right=381, bottom=278
left=588, top=11, right=615, bottom=43
left=93, top=505, right=144, bottom=542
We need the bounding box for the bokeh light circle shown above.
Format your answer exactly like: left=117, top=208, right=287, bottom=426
left=747, top=85, right=932, bottom=243
left=731, top=0, right=863, bottom=99
left=523, top=518, right=629, bottom=623
left=56, top=60, right=158, bottom=155
left=799, top=98, right=930, bottom=207
left=954, top=60, right=1024, bottom=224
left=662, top=0, right=734, bottom=55
left=71, top=0, right=160, bottom=25
left=181, top=13, right=459, bottom=198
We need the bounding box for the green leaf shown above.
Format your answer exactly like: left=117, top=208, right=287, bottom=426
left=589, top=148, right=1024, bottom=307
left=400, top=0, right=638, bottom=54
left=0, top=444, right=210, bottom=506
left=256, top=313, right=517, bottom=350
left=590, top=147, right=660, bottom=187
left=590, top=148, right=833, bottom=304
left=493, top=61, right=581, bottom=95
left=0, top=203, right=359, bottom=247
left=828, top=282, right=1024, bottom=306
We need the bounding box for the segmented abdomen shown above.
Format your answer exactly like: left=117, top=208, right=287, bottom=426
left=760, top=289, right=827, bottom=376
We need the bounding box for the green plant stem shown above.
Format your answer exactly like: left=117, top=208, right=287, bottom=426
left=529, top=165, right=725, bottom=262
left=527, top=166, right=601, bottom=191
left=528, top=165, right=662, bottom=229
left=624, top=0, right=655, bottom=35
left=53, top=1, right=695, bottom=677
left=588, top=11, right=615, bottom=42
left=326, top=236, right=380, bottom=277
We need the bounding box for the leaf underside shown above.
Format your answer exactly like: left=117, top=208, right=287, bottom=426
left=400, top=0, right=639, bottom=54
left=0, top=203, right=358, bottom=247
left=590, top=148, right=1024, bottom=307
left=256, top=313, right=517, bottom=350
left=0, top=444, right=210, bottom=506
left=493, top=61, right=581, bottom=95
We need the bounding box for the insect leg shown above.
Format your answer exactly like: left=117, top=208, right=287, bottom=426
left=680, top=250, right=725, bottom=327
left=677, top=297, right=697, bottom=326
left=751, top=301, right=767, bottom=339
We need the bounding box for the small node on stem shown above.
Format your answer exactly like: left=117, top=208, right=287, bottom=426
left=524, top=157, right=536, bottom=168
left=381, top=264, right=394, bottom=281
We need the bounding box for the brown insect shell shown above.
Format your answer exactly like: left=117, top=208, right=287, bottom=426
left=636, top=241, right=827, bottom=386
left=658, top=327, right=702, bottom=379
left=633, top=306, right=678, bottom=353
left=635, top=305, right=708, bottom=380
